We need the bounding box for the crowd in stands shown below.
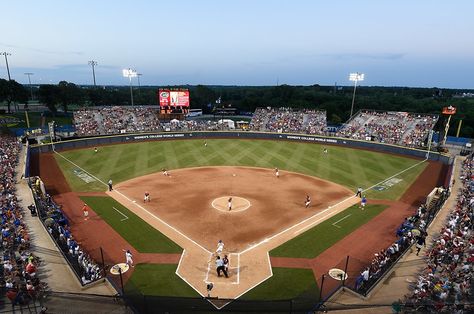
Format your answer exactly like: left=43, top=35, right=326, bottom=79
left=30, top=179, right=103, bottom=285
left=71, top=106, right=441, bottom=148
left=0, top=136, right=44, bottom=307
left=354, top=187, right=449, bottom=295
left=249, top=107, right=327, bottom=135
left=74, top=106, right=161, bottom=136
left=403, top=154, right=473, bottom=312
left=164, top=119, right=233, bottom=132
left=336, top=110, right=438, bottom=147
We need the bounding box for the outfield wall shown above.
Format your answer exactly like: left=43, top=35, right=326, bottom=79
left=29, top=131, right=452, bottom=164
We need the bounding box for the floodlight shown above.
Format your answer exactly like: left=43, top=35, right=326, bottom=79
left=349, top=72, right=365, bottom=118
left=123, top=68, right=137, bottom=106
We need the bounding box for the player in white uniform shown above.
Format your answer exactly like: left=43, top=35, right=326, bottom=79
left=275, top=168, right=280, bottom=178
left=123, top=249, right=134, bottom=267
left=216, top=240, right=225, bottom=254
left=144, top=191, right=150, bottom=202
left=227, top=197, right=232, bottom=211
left=305, top=195, right=311, bottom=208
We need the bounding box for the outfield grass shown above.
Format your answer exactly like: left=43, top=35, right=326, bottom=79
left=80, top=196, right=182, bottom=254
left=125, top=264, right=199, bottom=297
left=270, top=204, right=388, bottom=258
left=54, top=139, right=426, bottom=200
left=241, top=268, right=319, bottom=301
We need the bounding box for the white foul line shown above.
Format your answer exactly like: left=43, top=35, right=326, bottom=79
left=54, top=150, right=212, bottom=254
left=54, top=148, right=428, bottom=310
left=112, top=207, right=129, bottom=221
left=175, top=249, right=208, bottom=299
left=332, top=214, right=352, bottom=229
left=241, top=158, right=427, bottom=252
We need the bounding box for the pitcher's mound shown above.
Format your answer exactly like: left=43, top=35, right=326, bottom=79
left=211, top=196, right=251, bottom=213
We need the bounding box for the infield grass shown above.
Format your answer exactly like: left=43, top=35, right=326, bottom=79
left=270, top=204, right=388, bottom=258
left=79, top=196, right=182, bottom=254
left=54, top=139, right=426, bottom=200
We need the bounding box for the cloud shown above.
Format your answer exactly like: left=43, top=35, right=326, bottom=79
left=0, top=42, right=84, bottom=56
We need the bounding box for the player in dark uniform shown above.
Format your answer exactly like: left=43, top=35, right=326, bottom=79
left=305, top=195, right=311, bottom=208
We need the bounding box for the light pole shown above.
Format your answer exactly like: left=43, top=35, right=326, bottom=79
left=24, top=72, right=34, bottom=100
left=1, top=52, right=12, bottom=80
left=122, top=68, right=137, bottom=106
left=88, top=60, right=98, bottom=86
left=349, top=72, right=364, bottom=119
left=137, top=73, right=142, bottom=97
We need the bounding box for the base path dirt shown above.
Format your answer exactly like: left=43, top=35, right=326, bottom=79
left=107, top=166, right=359, bottom=302
left=269, top=159, right=448, bottom=301
left=38, top=151, right=447, bottom=307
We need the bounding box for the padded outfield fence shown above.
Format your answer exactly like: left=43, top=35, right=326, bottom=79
left=29, top=130, right=452, bottom=164
left=23, top=131, right=455, bottom=313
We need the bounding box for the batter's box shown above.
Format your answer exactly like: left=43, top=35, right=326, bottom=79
left=205, top=253, right=240, bottom=285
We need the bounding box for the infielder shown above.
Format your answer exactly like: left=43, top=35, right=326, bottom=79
left=305, top=195, right=311, bottom=208
left=356, top=187, right=363, bottom=198
left=275, top=168, right=280, bottom=178
left=227, top=197, right=232, bottom=211
left=108, top=179, right=113, bottom=191
left=162, top=168, right=170, bottom=177
left=144, top=191, right=150, bottom=203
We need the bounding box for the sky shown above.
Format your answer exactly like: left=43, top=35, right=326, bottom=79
left=1, top=0, right=473, bottom=88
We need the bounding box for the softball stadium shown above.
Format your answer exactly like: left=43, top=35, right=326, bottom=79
left=4, top=102, right=469, bottom=314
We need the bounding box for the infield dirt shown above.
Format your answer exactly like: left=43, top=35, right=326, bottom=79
left=36, top=151, right=446, bottom=304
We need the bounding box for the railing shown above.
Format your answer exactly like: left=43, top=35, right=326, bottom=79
left=28, top=178, right=105, bottom=286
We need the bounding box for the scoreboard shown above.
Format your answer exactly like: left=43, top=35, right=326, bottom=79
left=159, top=89, right=190, bottom=114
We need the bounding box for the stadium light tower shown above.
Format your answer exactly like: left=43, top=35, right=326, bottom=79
left=1, top=52, right=12, bottom=80
left=88, top=60, right=98, bottom=86
left=24, top=72, right=34, bottom=100
left=349, top=72, right=364, bottom=119
left=136, top=73, right=142, bottom=97
left=122, top=68, right=137, bottom=106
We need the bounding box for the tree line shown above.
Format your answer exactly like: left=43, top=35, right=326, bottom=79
left=1, top=79, right=473, bottom=137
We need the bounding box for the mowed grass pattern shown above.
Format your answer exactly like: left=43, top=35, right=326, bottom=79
left=80, top=196, right=182, bottom=253
left=125, top=264, right=199, bottom=297
left=241, top=268, right=319, bottom=301
left=55, top=139, right=426, bottom=200
left=270, top=204, right=388, bottom=258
